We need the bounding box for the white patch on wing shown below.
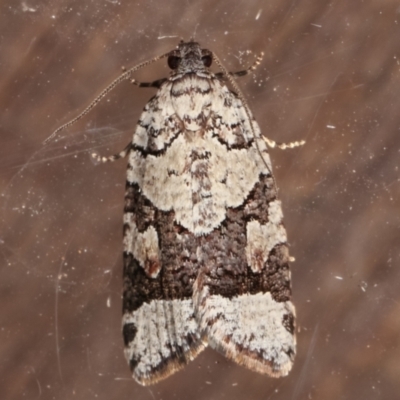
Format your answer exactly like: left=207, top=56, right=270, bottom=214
left=194, top=289, right=295, bottom=377
left=245, top=200, right=287, bottom=273
left=133, top=84, right=178, bottom=150
left=123, top=299, right=205, bottom=385
left=123, top=213, right=161, bottom=278
left=127, top=132, right=271, bottom=235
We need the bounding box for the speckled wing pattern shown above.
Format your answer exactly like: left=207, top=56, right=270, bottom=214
left=122, top=41, right=296, bottom=385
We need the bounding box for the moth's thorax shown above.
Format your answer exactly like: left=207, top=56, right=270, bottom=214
left=173, top=41, right=210, bottom=75
left=170, top=73, right=213, bottom=131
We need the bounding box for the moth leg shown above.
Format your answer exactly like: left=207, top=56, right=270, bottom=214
left=215, top=51, right=264, bottom=79
left=130, top=77, right=168, bottom=89
left=262, top=136, right=306, bottom=150
left=119, top=68, right=168, bottom=89
left=92, top=142, right=132, bottom=163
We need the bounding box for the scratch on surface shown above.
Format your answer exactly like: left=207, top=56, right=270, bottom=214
left=54, top=240, right=73, bottom=383
left=35, top=378, right=42, bottom=398
left=291, top=323, right=320, bottom=399
left=307, top=74, right=340, bottom=141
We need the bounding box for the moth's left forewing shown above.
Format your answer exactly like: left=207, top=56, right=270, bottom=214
left=123, top=82, right=206, bottom=385
left=193, top=79, right=296, bottom=377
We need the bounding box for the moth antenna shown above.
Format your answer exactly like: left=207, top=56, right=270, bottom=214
left=44, top=51, right=169, bottom=144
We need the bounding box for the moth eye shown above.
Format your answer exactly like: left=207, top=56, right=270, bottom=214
left=202, top=55, right=212, bottom=67
left=168, top=55, right=181, bottom=70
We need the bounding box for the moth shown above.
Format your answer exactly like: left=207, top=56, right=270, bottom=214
left=48, top=40, right=303, bottom=385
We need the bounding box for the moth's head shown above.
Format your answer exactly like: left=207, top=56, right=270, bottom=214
left=167, top=40, right=212, bottom=74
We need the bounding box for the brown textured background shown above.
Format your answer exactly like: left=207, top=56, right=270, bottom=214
left=1, top=0, right=399, bottom=399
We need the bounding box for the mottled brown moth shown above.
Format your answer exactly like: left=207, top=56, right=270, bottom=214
left=48, top=40, right=304, bottom=385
